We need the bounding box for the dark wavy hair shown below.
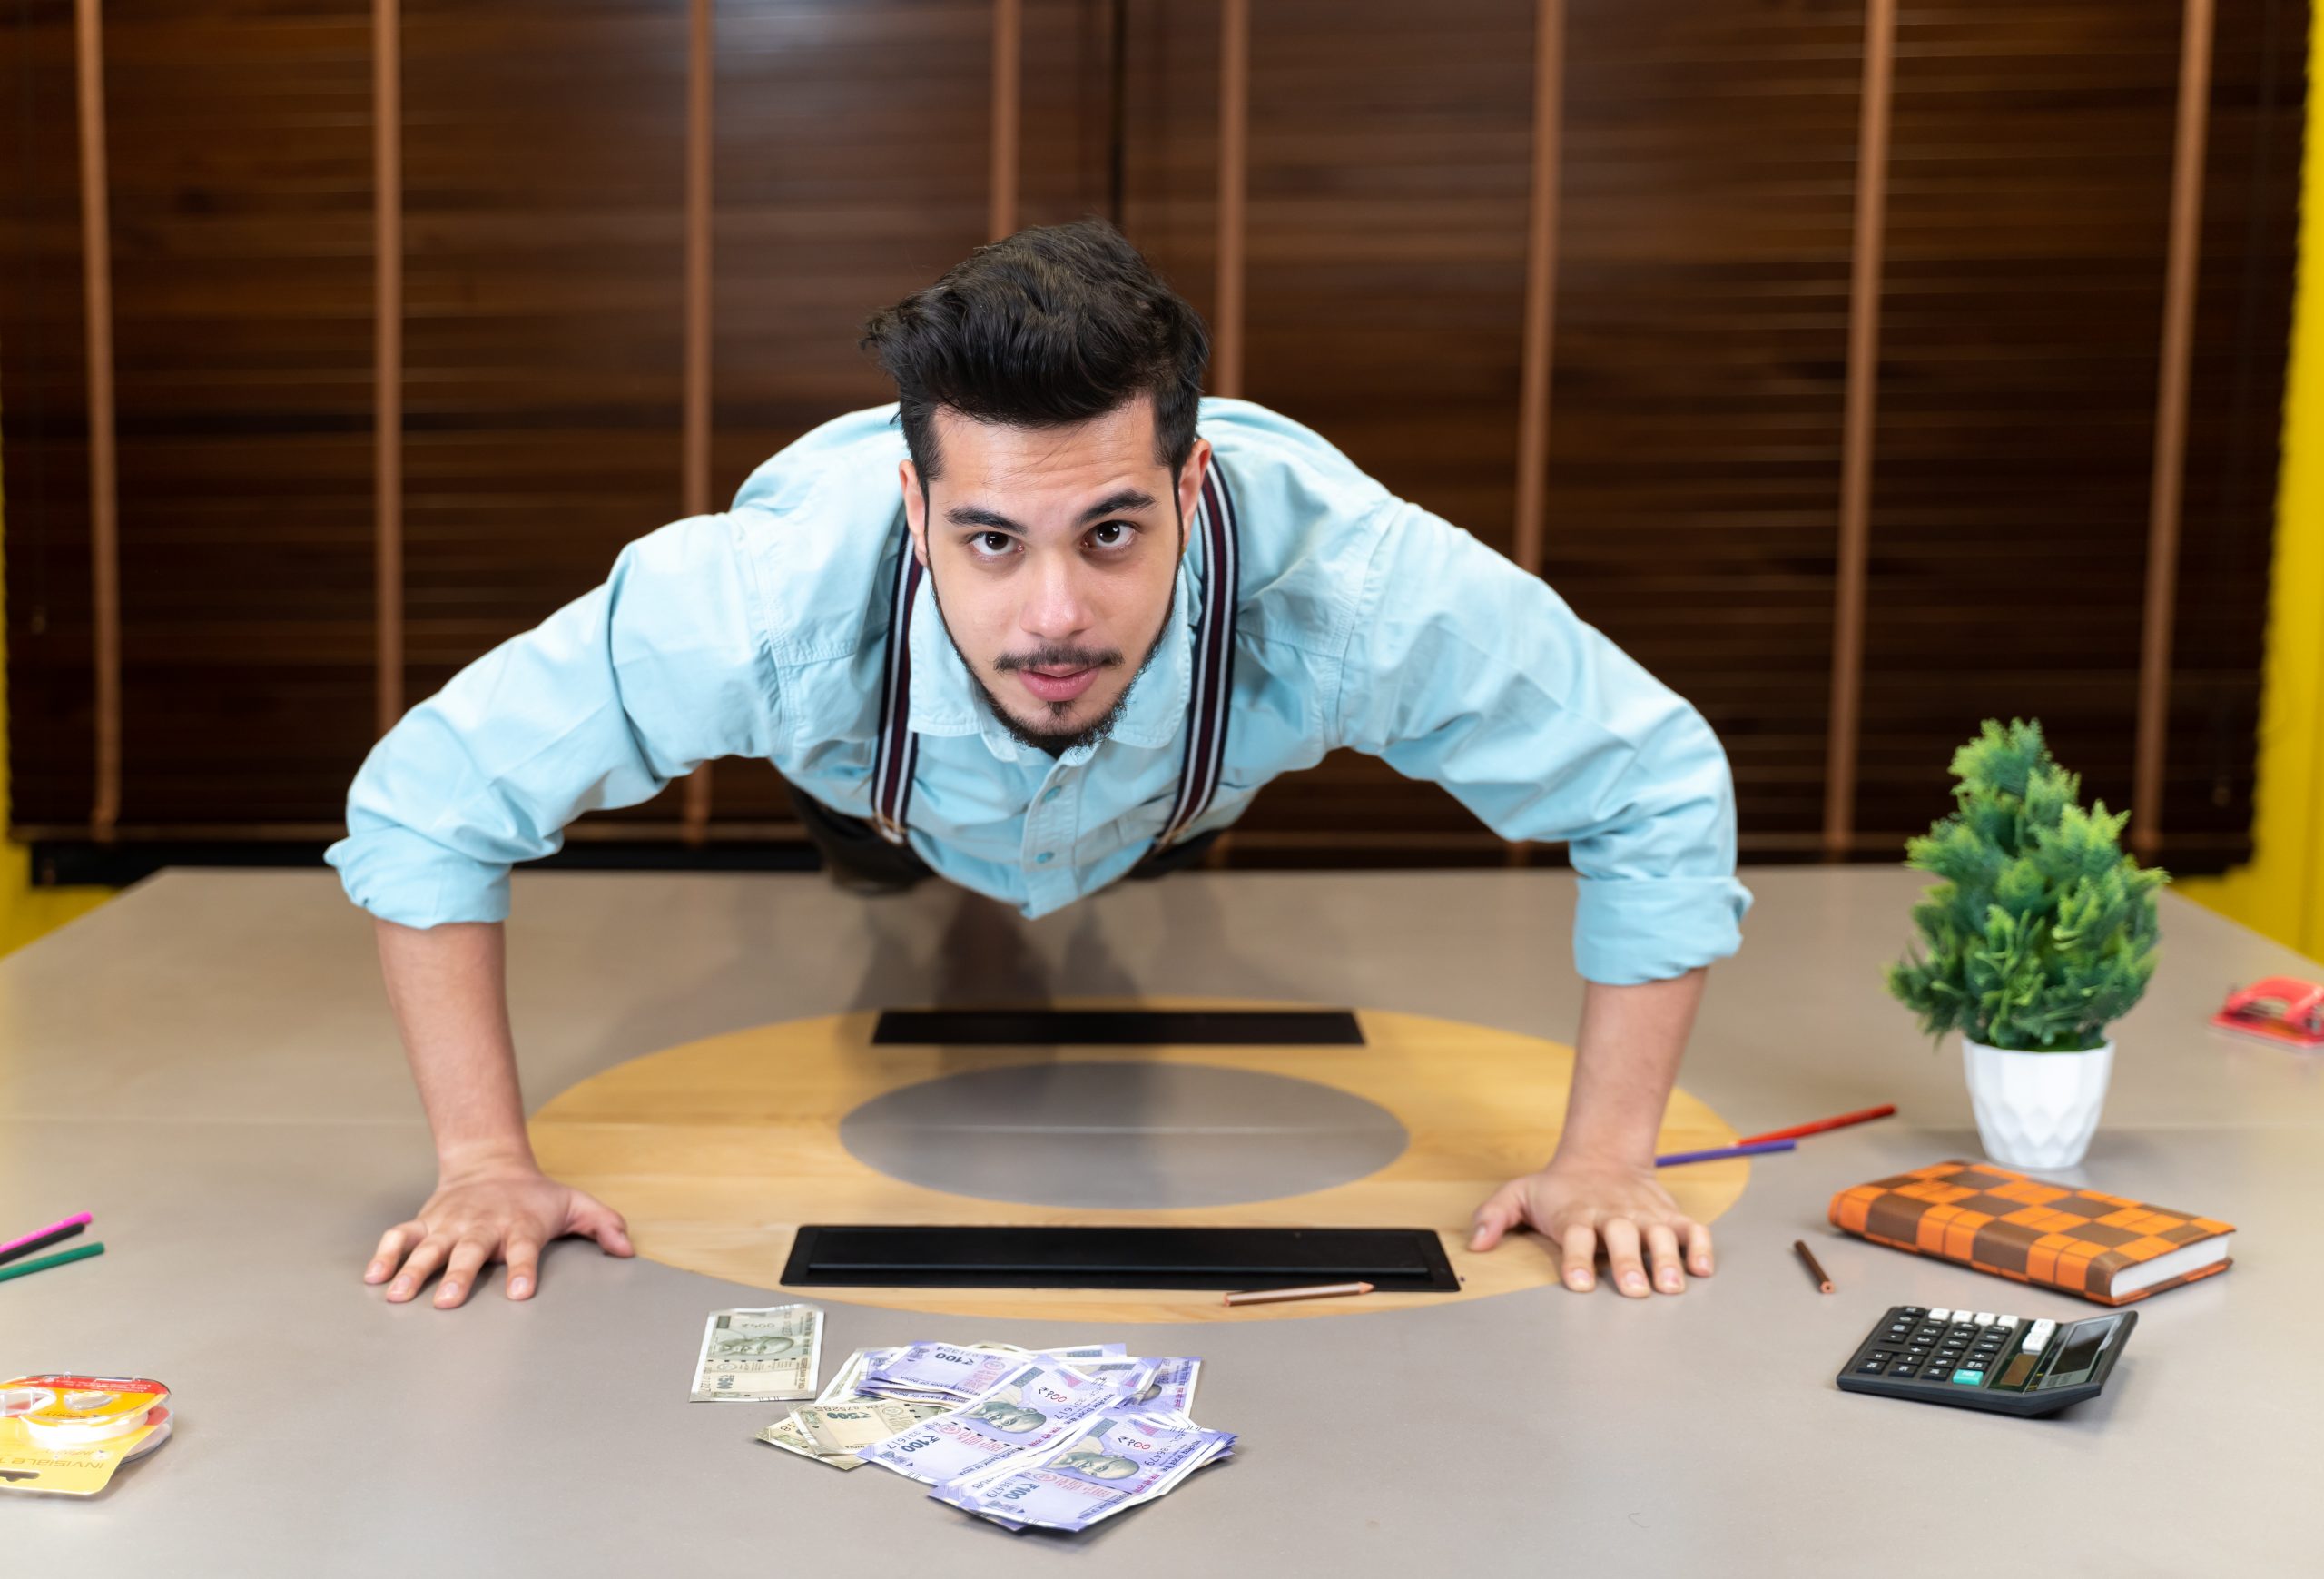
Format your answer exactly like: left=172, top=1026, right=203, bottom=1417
left=860, top=219, right=1210, bottom=484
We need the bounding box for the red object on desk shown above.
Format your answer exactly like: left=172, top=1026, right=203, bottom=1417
left=2211, top=977, right=2324, bottom=1050
left=1735, top=1103, right=1896, bottom=1147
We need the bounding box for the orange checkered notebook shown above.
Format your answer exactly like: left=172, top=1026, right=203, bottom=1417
left=1828, top=1160, right=2235, bottom=1306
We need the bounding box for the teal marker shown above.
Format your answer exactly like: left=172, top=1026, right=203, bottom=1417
left=0, top=1241, right=105, bottom=1285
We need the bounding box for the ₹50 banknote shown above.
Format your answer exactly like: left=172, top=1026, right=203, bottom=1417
left=688, top=1306, right=823, bottom=1403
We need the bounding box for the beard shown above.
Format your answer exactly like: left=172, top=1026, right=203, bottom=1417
left=925, top=568, right=1177, bottom=756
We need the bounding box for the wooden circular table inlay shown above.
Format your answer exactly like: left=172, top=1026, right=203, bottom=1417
left=528, top=1001, right=1750, bottom=1324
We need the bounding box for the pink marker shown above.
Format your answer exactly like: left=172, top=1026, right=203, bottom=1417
left=0, top=1213, right=94, bottom=1268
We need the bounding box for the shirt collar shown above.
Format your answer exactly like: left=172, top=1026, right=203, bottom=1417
left=905, top=526, right=1204, bottom=764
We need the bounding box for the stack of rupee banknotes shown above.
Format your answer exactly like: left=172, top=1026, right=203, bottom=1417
left=698, top=1310, right=1235, bottom=1535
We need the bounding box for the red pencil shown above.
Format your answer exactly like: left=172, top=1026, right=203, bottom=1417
left=1736, top=1104, right=1896, bottom=1147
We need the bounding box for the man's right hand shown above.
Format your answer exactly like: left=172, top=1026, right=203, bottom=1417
left=363, top=1160, right=635, bottom=1308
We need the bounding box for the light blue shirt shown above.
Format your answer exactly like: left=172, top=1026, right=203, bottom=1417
left=327, top=399, right=1751, bottom=984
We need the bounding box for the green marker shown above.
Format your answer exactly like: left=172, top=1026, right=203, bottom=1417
left=0, top=1241, right=104, bottom=1285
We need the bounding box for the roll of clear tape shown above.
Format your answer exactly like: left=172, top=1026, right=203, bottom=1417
left=19, top=1403, right=156, bottom=1448
left=3, top=1375, right=171, bottom=1450
left=120, top=1405, right=172, bottom=1461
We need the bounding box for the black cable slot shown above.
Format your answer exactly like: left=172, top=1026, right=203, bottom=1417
left=870, top=1009, right=1364, bottom=1046
left=783, top=1225, right=1459, bottom=1291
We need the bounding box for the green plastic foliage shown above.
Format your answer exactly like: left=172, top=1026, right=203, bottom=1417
left=1886, top=719, right=2168, bottom=1053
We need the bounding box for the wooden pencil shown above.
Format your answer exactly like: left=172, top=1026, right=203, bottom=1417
left=1223, top=1279, right=1374, bottom=1307
left=1793, top=1239, right=1834, bottom=1294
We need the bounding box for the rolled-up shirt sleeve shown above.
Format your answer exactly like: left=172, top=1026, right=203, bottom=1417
left=325, top=512, right=780, bottom=928
left=1334, top=500, right=1752, bottom=985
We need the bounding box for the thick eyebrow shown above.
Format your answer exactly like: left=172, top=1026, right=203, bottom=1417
left=944, top=488, right=1158, bottom=534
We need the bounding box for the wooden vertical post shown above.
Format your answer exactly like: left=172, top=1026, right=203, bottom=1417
left=681, top=0, right=716, bottom=844
left=2133, top=0, right=2217, bottom=858
left=373, top=0, right=405, bottom=737
left=1197, top=0, right=1253, bottom=870
left=990, top=0, right=1021, bottom=240
left=1512, top=0, right=1564, bottom=579
left=1215, top=0, right=1249, bottom=398
left=1822, top=0, right=1897, bottom=860
left=74, top=0, right=120, bottom=841
left=1502, top=0, right=1568, bottom=868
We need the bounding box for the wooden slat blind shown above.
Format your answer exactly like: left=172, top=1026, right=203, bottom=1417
left=0, top=0, right=2302, bottom=876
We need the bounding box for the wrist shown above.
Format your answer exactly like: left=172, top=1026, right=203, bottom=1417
left=1547, top=1139, right=1656, bottom=1175
left=437, top=1137, right=538, bottom=1179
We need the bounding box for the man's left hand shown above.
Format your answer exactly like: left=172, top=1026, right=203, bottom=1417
left=1467, top=1157, right=1714, bottom=1297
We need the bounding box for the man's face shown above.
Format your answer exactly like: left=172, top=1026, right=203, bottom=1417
left=902, top=396, right=1208, bottom=755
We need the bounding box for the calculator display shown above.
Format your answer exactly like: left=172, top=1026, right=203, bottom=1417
left=2038, top=1316, right=2123, bottom=1387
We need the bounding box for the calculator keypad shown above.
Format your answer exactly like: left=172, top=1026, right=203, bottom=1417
left=1853, top=1308, right=2045, bottom=1391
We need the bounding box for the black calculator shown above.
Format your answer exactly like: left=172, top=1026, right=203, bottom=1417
left=1836, top=1305, right=2136, bottom=1416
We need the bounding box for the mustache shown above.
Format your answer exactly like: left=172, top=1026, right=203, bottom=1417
left=991, top=645, right=1124, bottom=674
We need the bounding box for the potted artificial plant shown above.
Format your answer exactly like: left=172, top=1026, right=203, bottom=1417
left=1886, top=719, right=2168, bottom=1169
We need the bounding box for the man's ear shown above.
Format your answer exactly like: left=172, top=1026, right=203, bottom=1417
left=900, top=459, right=930, bottom=567
left=1176, top=438, right=1212, bottom=558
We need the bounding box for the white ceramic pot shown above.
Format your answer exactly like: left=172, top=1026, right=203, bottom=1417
left=1962, top=1037, right=2114, bottom=1169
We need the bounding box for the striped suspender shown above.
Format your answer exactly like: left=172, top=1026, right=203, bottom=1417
left=868, top=461, right=1241, bottom=850
left=1157, top=464, right=1240, bottom=846
left=868, top=543, right=924, bottom=844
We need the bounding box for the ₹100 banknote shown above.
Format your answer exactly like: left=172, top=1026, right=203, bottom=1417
left=688, top=1306, right=824, bottom=1403
left=854, top=1340, right=1127, bottom=1405
left=753, top=1336, right=1233, bottom=1535
left=930, top=1411, right=1237, bottom=1532
left=856, top=1358, right=1127, bottom=1485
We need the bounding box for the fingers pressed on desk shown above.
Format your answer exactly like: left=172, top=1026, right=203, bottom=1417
left=387, top=1235, right=450, bottom=1302
left=1644, top=1222, right=1685, bottom=1292
left=1682, top=1219, right=1715, bottom=1277
left=435, top=1239, right=493, bottom=1308
left=1560, top=1223, right=1598, bottom=1291
left=1466, top=1180, right=1522, bottom=1252
left=504, top=1239, right=542, bottom=1299
left=571, top=1195, right=635, bottom=1257
left=367, top=1221, right=422, bottom=1283
left=1600, top=1219, right=1649, bottom=1297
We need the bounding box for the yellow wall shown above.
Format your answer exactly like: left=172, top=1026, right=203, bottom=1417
left=2176, top=19, right=2324, bottom=962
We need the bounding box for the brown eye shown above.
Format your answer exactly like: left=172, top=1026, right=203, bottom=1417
left=1089, top=521, right=1132, bottom=548
left=972, top=531, right=1013, bottom=556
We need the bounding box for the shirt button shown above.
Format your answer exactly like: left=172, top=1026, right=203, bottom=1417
left=1041, top=786, right=1062, bottom=804
left=1034, top=852, right=1055, bottom=865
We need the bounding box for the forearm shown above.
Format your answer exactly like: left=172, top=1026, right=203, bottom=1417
left=1550, top=966, right=1707, bottom=1169
left=374, top=917, right=537, bottom=1174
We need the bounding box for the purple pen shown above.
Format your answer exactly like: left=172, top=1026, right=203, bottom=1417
left=1653, top=1139, right=1797, bottom=1168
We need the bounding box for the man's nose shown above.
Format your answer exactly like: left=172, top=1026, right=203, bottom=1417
left=1019, top=552, right=1092, bottom=641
